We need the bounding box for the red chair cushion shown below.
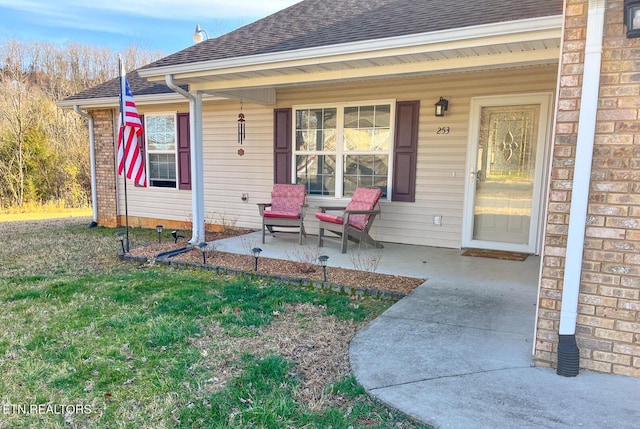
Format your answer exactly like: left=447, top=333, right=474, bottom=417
left=268, top=184, right=306, bottom=216
left=345, top=187, right=382, bottom=230
left=264, top=212, right=300, bottom=219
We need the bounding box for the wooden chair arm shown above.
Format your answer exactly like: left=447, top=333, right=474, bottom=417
left=344, top=209, right=380, bottom=215
left=257, top=203, right=272, bottom=216
left=317, top=205, right=347, bottom=213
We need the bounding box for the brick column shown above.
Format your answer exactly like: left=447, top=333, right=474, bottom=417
left=91, top=109, right=119, bottom=227
left=535, top=0, right=640, bottom=377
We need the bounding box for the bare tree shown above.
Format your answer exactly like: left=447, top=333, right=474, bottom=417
left=0, top=38, right=164, bottom=208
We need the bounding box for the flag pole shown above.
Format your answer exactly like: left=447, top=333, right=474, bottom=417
left=118, top=55, right=130, bottom=252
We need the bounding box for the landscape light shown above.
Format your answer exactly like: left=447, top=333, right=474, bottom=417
left=252, top=247, right=262, bottom=272
left=116, top=231, right=126, bottom=254
left=318, top=255, right=329, bottom=282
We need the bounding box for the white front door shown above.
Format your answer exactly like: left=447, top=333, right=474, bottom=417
left=463, top=93, right=552, bottom=254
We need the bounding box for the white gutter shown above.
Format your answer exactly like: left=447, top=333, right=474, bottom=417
left=73, top=106, right=98, bottom=225
left=56, top=93, right=225, bottom=110
left=164, top=75, right=205, bottom=244
left=557, top=0, right=605, bottom=377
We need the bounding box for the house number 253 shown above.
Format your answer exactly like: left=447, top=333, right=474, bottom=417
left=436, top=127, right=451, bottom=135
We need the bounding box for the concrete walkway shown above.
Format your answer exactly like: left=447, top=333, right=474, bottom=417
left=215, top=232, right=640, bottom=428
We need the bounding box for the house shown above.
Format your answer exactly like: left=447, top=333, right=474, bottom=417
left=59, top=0, right=640, bottom=378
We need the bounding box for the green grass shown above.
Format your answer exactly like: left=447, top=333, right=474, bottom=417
left=0, top=218, right=430, bottom=428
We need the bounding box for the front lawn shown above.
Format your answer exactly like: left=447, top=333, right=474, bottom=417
left=0, top=218, right=429, bottom=428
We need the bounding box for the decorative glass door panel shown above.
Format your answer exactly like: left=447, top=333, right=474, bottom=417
left=474, top=105, right=538, bottom=244
left=464, top=94, right=551, bottom=253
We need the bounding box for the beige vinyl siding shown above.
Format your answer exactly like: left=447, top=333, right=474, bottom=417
left=117, top=65, right=557, bottom=248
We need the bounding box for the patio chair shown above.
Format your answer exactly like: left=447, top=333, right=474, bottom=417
left=315, top=187, right=383, bottom=253
left=257, top=184, right=308, bottom=244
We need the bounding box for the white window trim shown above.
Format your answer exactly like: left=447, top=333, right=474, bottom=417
left=145, top=112, right=179, bottom=189
left=291, top=100, right=396, bottom=200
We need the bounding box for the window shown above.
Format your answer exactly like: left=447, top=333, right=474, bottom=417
left=146, top=114, right=177, bottom=188
left=294, top=102, right=393, bottom=198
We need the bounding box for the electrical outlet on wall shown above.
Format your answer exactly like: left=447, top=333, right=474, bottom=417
left=433, top=215, right=442, bottom=226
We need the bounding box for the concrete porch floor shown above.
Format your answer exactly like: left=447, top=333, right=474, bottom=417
left=214, top=231, right=640, bottom=429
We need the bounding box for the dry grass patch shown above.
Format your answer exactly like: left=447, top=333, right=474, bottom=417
left=193, top=302, right=359, bottom=410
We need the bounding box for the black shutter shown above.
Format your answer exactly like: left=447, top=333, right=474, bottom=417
left=273, top=108, right=292, bottom=184
left=177, top=112, right=191, bottom=190
left=392, top=101, right=419, bottom=202
left=135, top=114, right=146, bottom=187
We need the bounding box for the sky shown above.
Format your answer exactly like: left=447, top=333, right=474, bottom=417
left=0, top=0, right=301, bottom=55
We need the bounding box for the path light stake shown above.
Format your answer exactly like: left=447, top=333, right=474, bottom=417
left=116, top=231, right=126, bottom=254
left=198, top=242, right=208, bottom=264
left=171, top=230, right=185, bottom=244
left=252, top=247, right=262, bottom=272
left=156, top=224, right=163, bottom=244
left=319, top=255, right=329, bottom=282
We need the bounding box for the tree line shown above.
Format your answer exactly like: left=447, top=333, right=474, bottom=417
left=0, top=39, right=163, bottom=209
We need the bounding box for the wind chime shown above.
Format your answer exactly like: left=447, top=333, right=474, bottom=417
left=237, top=101, right=246, bottom=156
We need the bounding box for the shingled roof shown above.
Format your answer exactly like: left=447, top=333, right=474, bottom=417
left=64, top=0, right=563, bottom=103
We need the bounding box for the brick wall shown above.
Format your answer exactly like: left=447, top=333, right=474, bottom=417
left=535, top=0, right=640, bottom=377
left=92, top=109, right=119, bottom=227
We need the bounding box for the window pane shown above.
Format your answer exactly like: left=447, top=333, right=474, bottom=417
left=343, top=154, right=388, bottom=197
left=344, top=107, right=359, bottom=128
left=295, top=108, right=337, bottom=151
left=149, top=153, right=176, bottom=181
left=359, top=105, right=375, bottom=128
left=296, top=154, right=335, bottom=196
left=324, top=109, right=337, bottom=128
left=375, top=105, right=391, bottom=128
left=147, top=115, right=176, bottom=151
left=324, top=129, right=336, bottom=151
left=344, top=129, right=359, bottom=151
left=372, top=129, right=391, bottom=151
left=343, top=105, right=391, bottom=151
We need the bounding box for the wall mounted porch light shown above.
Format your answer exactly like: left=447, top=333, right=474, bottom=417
left=435, top=97, right=449, bottom=117
left=156, top=224, right=163, bottom=244
left=625, top=0, right=640, bottom=38
left=318, top=255, right=329, bottom=282
left=252, top=247, right=263, bottom=272
left=193, top=24, right=209, bottom=43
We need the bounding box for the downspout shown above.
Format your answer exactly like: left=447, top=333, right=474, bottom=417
left=557, top=0, right=605, bottom=377
left=165, top=75, right=206, bottom=244
left=73, top=106, right=98, bottom=227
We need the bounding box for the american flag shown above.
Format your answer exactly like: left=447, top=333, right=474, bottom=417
left=117, top=75, right=146, bottom=187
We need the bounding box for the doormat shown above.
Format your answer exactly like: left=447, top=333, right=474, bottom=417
left=461, top=248, right=529, bottom=261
